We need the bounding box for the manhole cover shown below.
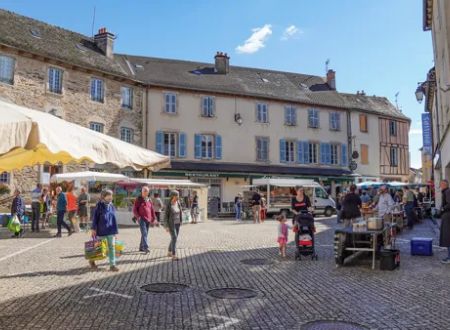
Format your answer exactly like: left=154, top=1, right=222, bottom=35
left=206, top=288, right=258, bottom=299
left=140, top=283, right=189, bottom=293
left=240, top=258, right=273, bottom=265
left=302, top=320, right=368, bottom=330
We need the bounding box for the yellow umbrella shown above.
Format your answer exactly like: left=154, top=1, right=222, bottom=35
left=0, top=99, right=170, bottom=172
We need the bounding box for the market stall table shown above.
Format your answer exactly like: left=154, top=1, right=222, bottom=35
left=334, top=225, right=395, bottom=270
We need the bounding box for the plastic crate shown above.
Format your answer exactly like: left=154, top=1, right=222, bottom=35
left=411, top=237, right=433, bottom=256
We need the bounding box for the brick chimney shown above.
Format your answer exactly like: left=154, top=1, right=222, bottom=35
left=94, top=27, right=115, bottom=59
left=326, top=69, right=336, bottom=90
left=214, top=51, right=230, bottom=74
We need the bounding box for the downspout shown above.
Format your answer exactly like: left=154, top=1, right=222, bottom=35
left=347, top=108, right=352, bottom=177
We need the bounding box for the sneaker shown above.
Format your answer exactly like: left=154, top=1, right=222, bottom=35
left=110, top=265, right=119, bottom=272
left=167, top=252, right=173, bottom=257
left=54, top=233, right=62, bottom=238
left=68, top=229, right=73, bottom=236
left=441, top=258, right=450, bottom=264
left=143, top=249, right=150, bottom=254
left=89, top=260, right=98, bottom=269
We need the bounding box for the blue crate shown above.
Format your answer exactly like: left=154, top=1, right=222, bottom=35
left=411, top=237, right=433, bottom=256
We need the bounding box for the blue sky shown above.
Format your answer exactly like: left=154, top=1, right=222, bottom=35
left=0, top=0, right=432, bottom=168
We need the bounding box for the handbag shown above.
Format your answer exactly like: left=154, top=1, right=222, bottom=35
left=84, top=238, right=107, bottom=261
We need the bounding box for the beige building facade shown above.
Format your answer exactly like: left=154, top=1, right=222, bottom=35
left=422, top=0, right=450, bottom=207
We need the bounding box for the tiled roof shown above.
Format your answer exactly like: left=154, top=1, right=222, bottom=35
left=116, top=54, right=346, bottom=109
left=339, top=93, right=410, bottom=121
left=0, top=9, right=128, bottom=77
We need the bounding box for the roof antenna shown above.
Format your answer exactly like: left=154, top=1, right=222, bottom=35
left=325, top=59, right=330, bottom=73
left=394, top=91, right=400, bottom=109
left=91, top=6, right=96, bottom=38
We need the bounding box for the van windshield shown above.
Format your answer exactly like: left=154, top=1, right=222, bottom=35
left=315, top=187, right=328, bottom=199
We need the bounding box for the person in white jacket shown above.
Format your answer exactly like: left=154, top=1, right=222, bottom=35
left=375, top=185, right=394, bottom=219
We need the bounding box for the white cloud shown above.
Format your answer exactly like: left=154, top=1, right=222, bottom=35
left=281, top=25, right=302, bottom=40
left=409, top=128, right=423, bottom=135
left=236, top=24, right=272, bottom=54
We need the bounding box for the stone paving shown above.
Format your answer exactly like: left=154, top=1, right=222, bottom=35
left=0, top=217, right=449, bottom=329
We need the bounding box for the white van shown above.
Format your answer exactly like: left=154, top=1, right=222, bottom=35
left=251, top=178, right=336, bottom=217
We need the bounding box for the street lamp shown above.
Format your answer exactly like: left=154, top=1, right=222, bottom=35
left=415, top=83, right=425, bottom=104
left=234, top=113, right=243, bottom=125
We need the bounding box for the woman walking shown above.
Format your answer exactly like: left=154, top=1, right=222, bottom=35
left=341, top=185, right=362, bottom=228
left=90, top=189, right=119, bottom=271
left=133, top=186, right=157, bottom=254
left=163, top=190, right=183, bottom=261
left=234, top=193, right=243, bottom=221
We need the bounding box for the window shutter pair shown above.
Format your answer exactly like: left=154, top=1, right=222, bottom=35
left=194, top=134, right=222, bottom=159
left=156, top=131, right=187, bottom=158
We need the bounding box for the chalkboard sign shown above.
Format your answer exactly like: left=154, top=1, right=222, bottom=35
left=208, top=197, right=219, bottom=218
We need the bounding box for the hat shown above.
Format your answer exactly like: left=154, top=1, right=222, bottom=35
left=169, top=190, right=180, bottom=198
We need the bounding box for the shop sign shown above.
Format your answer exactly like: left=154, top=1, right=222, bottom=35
left=185, top=172, right=220, bottom=178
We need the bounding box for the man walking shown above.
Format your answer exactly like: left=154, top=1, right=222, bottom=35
left=55, top=186, right=72, bottom=238
left=439, top=180, right=450, bottom=264
left=251, top=189, right=261, bottom=224
left=31, top=183, right=42, bottom=232
left=403, top=186, right=416, bottom=229
left=133, top=186, right=157, bottom=253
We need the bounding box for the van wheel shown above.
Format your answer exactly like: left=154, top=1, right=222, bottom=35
left=324, top=207, right=333, bottom=217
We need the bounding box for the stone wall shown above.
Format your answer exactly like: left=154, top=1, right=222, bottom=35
left=0, top=47, right=144, bottom=194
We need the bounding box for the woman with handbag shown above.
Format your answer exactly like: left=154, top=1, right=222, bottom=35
left=163, top=190, right=183, bottom=261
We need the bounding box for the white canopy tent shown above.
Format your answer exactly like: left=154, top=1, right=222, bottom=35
left=130, top=178, right=206, bottom=188
left=0, top=99, right=170, bottom=172
left=51, top=171, right=130, bottom=183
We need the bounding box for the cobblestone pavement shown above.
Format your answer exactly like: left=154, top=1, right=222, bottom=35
left=0, top=217, right=449, bottom=330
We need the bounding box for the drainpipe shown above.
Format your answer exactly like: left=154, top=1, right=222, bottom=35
left=143, top=86, right=148, bottom=149
left=347, top=108, right=352, bottom=173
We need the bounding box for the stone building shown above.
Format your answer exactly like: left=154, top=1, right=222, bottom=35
left=0, top=10, right=144, bottom=192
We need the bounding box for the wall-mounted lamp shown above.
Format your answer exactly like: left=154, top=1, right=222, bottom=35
left=415, top=83, right=425, bottom=104
left=234, top=113, right=243, bottom=125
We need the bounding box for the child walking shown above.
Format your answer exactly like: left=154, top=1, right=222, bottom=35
left=90, top=189, right=119, bottom=272
left=277, top=214, right=291, bottom=258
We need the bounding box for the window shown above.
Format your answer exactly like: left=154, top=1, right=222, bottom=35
left=308, top=109, right=319, bottom=128
left=308, top=142, right=319, bottom=164
left=89, top=122, right=104, bottom=133
left=163, top=132, right=177, bottom=157
left=201, top=96, right=215, bottom=117
left=164, top=92, right=177, bottom=114
left=390, top=147, right=398, bottom=167
left=315, top=187, right=328, bottom=199
left=284, top=106, right=297, bottom=126
left=256, top=137, right=269, bottom=162
left=121, top=87, right=133, bottom=109
left=361, top=144, right=369, bottom=165
left=329, top=112, right=341, bottom=131
left=389, top=120, right=397, bottom=136
left=120, top=127, right=134, bottom=143
left=282, top=140, right=296, bottom=163
left=0, top=55, right=15, bottom=85
left=330, top=144, right=339, bottom=165
left=48, top=67, right=63, bottom=94
left=90, top=78, right=104, bottom=102
left=256, top=103, right=269, bottom=123
left=201, top=135, right=214, bottom=159
left=0, top=172, right=9, bottom=183
left=359, top=114, right=368, bottom=132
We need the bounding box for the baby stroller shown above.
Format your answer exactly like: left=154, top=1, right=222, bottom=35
left=293, top=211, right=318, bottom=260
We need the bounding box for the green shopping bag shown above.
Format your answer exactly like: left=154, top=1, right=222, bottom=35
left=7, top=215, right=21, bottom=234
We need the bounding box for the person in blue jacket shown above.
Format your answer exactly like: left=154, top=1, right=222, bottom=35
left=90, top=189, right=119, bottom=272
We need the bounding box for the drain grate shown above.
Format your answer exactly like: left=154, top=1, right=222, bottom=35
left=206, top=288, right=258, bottom=299
left=302, top=320, right=368, bottom=330
left=140, top=283, right=189, bottom=293
left=240, top=258, right=273, bottom=266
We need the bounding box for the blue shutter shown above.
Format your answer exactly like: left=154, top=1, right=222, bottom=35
left=179, top=133, right=187, bottom=158
left=297, top=141, right=304, bottom=164
left=156, top=131, right=164, bottom=154
left=303, top=141, right=310, bottom=164
left=279, top=139, right=286, bottom=163
left=215, top=135, right=222, bottom=160
left=320, top=143, right=326, bottom=164
left=293, top=108, right=297, bottom=125
left=341, top=144, right=348, bottom=166
left=326, top=144, right=331, bottom=164
left=336, top=114, right=340, bottom=130
left=194, top=134, right=202, bottom=159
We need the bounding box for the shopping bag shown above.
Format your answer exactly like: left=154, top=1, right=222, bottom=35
left=84, top=238, right=107, bottom=261
left=7, top=215, right=21, bottom=234
left=115, top=240, right=125, bottom=257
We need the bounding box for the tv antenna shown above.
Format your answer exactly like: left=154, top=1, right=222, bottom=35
left=394, top=92, right=400, bottom=109
left=91, top=6, right=96, bottom=38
